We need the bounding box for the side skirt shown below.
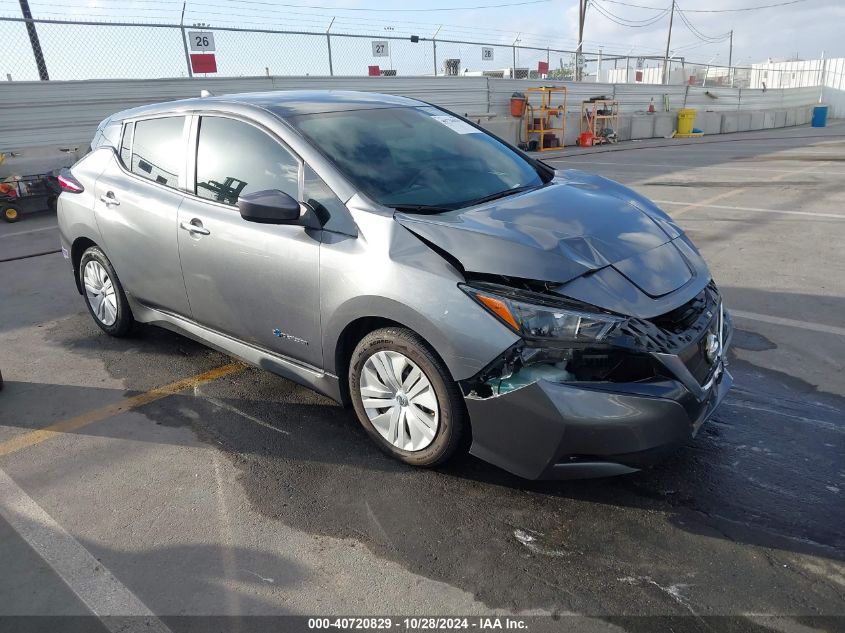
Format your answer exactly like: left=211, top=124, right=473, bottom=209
left=129, top=298, right=343, bottom=403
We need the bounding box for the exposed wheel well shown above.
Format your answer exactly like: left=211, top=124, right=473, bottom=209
left=71, top=237, right=97, bottom=294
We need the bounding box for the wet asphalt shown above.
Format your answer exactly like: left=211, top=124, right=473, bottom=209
left=0, top=125, right=843, bottom=630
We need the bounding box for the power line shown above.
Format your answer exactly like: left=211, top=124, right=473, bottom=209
left=675, top=4, right=731, bottom=42
left=172, top=0, right=559, bottom=12
left=590, top=1, right=669, bottom=27
left=599, top=0, right=809, bottom=12
left=5, top=0, right=565, bottom=43
left=591, top=0, right=669, bottom=24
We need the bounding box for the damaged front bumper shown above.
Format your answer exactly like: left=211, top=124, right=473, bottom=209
left=463, top=295, right=734, bottom=480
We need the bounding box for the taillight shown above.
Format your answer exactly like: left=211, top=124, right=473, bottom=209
left=58, top=169, right=84, bottom=193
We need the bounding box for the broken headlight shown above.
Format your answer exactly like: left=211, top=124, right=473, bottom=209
left=460, top=282, right=623, bottom=343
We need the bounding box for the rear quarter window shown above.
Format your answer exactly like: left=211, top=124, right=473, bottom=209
left=90, top=120, right=122, bottom=152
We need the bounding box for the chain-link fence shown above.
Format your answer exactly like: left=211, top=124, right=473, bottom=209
left=0, top=16, right=830, bottom=89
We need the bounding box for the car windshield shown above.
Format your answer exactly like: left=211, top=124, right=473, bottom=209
left=287, top=106, right=545, bottom=210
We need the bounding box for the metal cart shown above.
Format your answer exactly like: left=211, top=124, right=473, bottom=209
left=579, top=99, right=620, bottom=146
left=1, top=172, right=60, bottom=223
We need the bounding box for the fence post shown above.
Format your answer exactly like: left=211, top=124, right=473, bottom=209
left=18, top=0, right=49, bottom=80
left=326, top=17, right=334, bottom=77
left=180, top=27, right=193, bottom=78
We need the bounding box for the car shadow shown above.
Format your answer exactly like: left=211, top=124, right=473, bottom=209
left=2, top=293, right=836, bottom=615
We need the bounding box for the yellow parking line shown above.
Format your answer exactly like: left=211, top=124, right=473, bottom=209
left=0, top=362, right=244, bottom=457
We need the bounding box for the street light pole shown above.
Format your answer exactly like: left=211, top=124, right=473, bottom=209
left=18, top=0, right=49, bottom=80
left=728, top=29, right=734, bottom=87
left=179, top=0, right=193, bottom=78
left=326, top=17, right=335, bottom=77
left=661, top=0, right=675, bottom=85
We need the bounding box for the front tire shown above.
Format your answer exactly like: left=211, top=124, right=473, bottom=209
left=349, top=327, right=467, bottom=467
left=79, top=246, right=134, bottom=337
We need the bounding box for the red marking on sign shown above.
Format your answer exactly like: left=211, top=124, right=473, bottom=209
left=191, top=54, right=217, bottom=74
left=635, top=70, right=643, bottom=82
left=538, top=61, right=549, bottom=75
left=368, top=65, right=381, bottom=76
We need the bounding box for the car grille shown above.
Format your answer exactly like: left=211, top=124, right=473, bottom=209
left=678, top=313, right=720, bottom=384
left=619, top=282, right=721, bottom=385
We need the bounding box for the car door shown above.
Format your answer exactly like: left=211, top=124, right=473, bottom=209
left=94, top=116, right=192, bottom=316
left=177, top=114, right=323, bottom=367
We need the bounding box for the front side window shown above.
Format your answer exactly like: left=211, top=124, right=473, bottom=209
left=195, top=116, right=300, bottom=206
left=130, top=117, right=185, bottom=189
left=287, top=106, right=546, bottom=210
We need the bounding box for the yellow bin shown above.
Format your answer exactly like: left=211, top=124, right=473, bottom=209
left=677, top=108, right=697, bottom=135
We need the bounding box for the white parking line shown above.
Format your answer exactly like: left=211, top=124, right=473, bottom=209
left=547, top=159, right=840, bottom=175
left=731, top=310, right=845, bottom=337
left=653, top=200, right=845, bottom=220
left=195, top=387, right=291, bottom=436
left=0, top=466, right=172, bottom=631
left=0, top=225, right=59, bottom=238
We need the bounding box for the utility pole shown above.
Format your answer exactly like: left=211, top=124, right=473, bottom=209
left=18, top=0, right=48, bottom=80
left=576, top=0, right=587, bottom=81
left=728, top=29, right=734, bottom=87
left=661, top=0, right=675, bottom=85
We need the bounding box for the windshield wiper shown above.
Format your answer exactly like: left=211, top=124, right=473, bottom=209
left=390, top=204, right=455, bottom=214
left=460, top=184, right=539, bottom=208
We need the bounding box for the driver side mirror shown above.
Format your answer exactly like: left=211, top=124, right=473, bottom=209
left=238, top=190, right=301, bottom=224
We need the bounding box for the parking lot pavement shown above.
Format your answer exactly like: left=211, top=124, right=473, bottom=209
left=0, top=126, right=843, bottom=629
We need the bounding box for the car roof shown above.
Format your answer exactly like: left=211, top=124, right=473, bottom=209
left=109, top=90, right=427, bottom=122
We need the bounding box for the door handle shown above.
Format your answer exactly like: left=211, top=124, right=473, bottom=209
left=180, top=221, right=210, bottom=236
left=99, top=193, right=120, bottom=206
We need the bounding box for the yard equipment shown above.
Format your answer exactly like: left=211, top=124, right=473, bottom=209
left=1, top=172, right=59, bottom=223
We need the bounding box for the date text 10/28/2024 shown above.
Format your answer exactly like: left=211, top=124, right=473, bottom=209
left=307, top=618, right=528, bottom=630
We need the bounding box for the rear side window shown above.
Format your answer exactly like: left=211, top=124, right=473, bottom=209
left=195, top=116, right=300, bottom=206
left=131, top=117, right=185, bottom=189
left=119, top=122, right=133, bottom=168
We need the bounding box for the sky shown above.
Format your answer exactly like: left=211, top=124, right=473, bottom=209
left=1, top=0, right=843, bottom=80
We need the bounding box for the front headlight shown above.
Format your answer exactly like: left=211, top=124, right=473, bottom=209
left=461, top=282, right=623, bottom=343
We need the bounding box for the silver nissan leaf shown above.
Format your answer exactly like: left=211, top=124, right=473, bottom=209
left=57, top=90, right=732, bottom=479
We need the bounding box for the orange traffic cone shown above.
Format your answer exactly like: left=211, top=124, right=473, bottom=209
left=647, top=97, right=655, bottom=114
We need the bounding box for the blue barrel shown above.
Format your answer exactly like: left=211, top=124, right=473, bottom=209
left=811, top=105, right=828, bottom=128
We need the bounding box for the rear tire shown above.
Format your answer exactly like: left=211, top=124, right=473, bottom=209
left=79, top=246, right=134, bottom=337
left=348, top=327, right=467, bottom=467
left=2, top=207, right=20, bottom=223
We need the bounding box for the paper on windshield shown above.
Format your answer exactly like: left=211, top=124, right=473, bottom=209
left=430, top=115, right=481, bottom=135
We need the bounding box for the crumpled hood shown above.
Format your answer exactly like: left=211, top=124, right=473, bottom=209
left=396, top=169, right=693, bottom=296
